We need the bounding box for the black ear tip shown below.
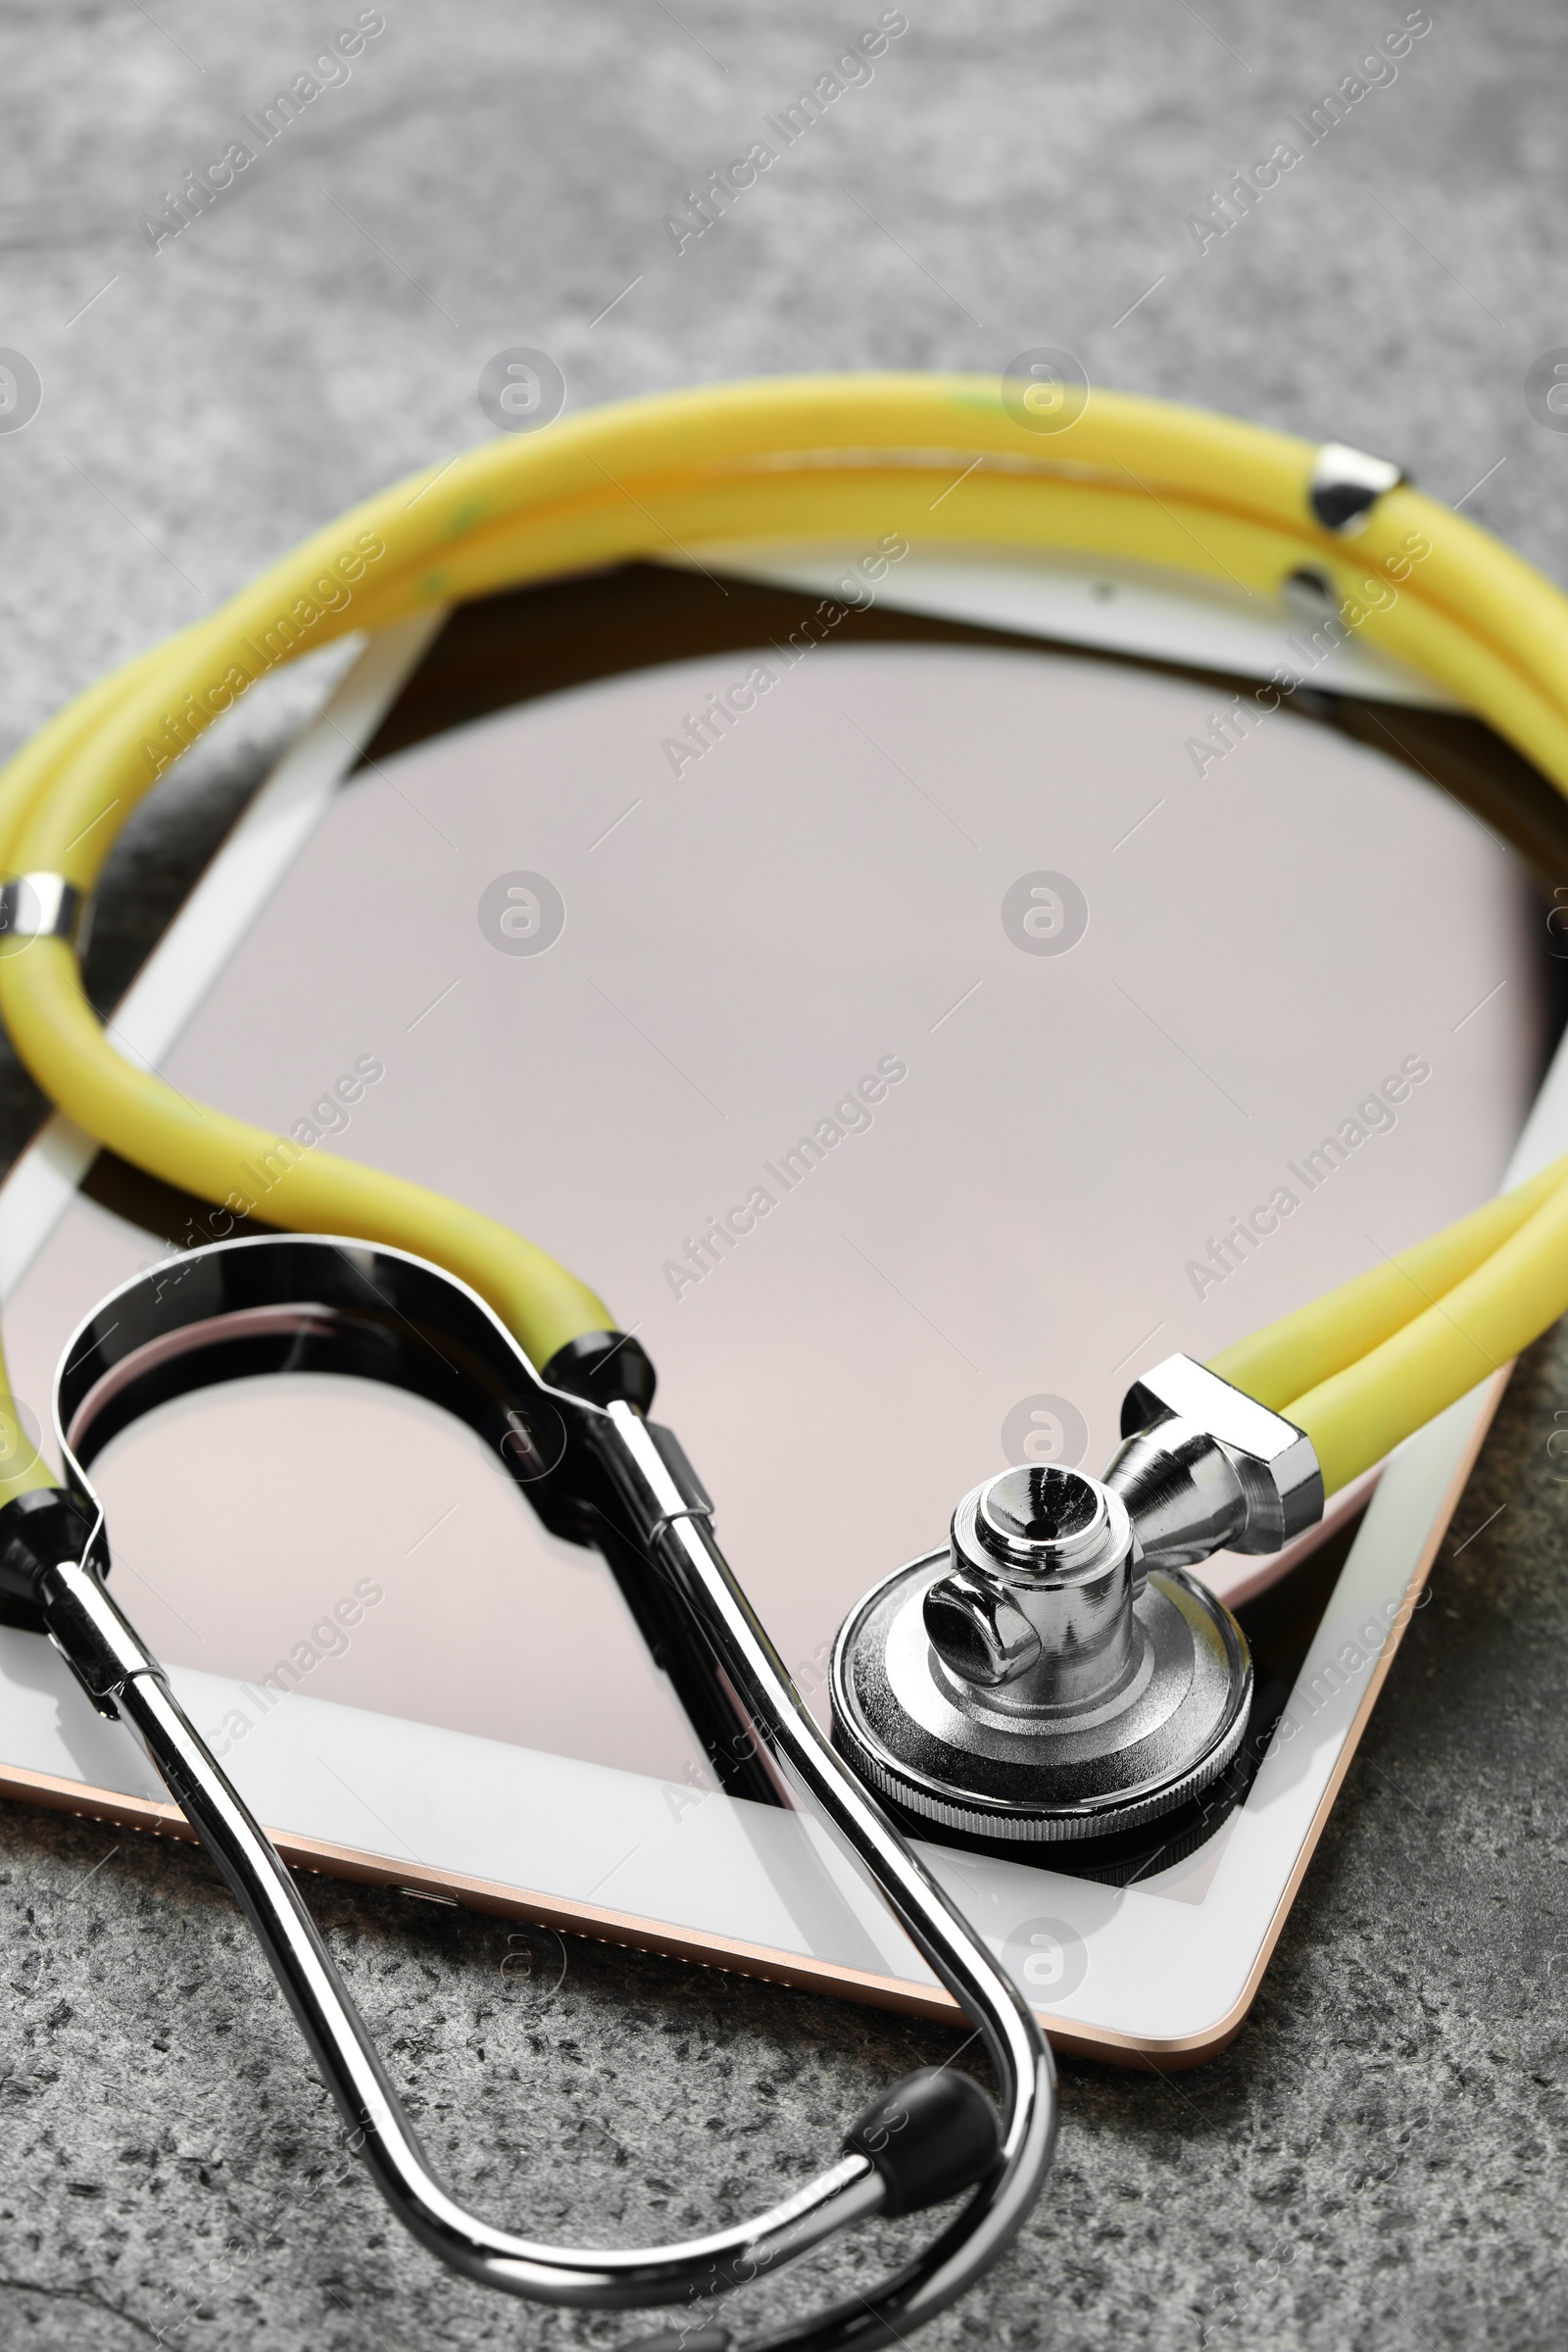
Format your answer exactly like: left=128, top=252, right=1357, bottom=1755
left=843, top=2068, right=1002, bottom=2217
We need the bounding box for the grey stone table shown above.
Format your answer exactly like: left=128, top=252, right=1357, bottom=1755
left=1, top=2, right=1566, bottom=2343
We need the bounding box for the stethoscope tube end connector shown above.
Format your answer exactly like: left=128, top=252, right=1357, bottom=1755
left=0, top=1486, right=102, bottom=1632
left=543, top=1328, right=658, bottom=1413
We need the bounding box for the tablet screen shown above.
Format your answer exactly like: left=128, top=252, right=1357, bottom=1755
left=3, top=564, right=1557, bottom=1796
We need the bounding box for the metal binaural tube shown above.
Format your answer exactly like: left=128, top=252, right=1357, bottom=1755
left=26, top=1233, right=1059, bottom=2352
left=44, top=1554, right=896, bottom=2310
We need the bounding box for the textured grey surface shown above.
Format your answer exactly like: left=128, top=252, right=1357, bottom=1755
left=2, top=2, right=1567, bottom=2345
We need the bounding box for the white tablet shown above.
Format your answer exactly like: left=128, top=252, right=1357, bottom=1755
left=0, top=545, right=1557, bottom=2065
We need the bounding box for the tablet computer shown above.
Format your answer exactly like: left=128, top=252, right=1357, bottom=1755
left=0, top=543, right=1559, bottom=2064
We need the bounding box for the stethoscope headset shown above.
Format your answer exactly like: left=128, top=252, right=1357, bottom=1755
left=1, top=373, right=1565, bottom=2349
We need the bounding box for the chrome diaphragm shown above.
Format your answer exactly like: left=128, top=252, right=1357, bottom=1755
left=832, top=1356, right=1322, bottom=1848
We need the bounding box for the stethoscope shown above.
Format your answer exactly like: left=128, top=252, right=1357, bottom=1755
left=1, top=373, right=1564, bottom=2346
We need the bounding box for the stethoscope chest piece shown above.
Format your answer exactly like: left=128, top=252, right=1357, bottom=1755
left=832, top=1354, right=1325, bottom=1862
left=832, top=1357, right=1323, bottom=1857
left=831, top=1462, right=1251, bottom=1847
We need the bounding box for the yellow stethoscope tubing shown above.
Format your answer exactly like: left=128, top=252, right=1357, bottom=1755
left=2, top=374, right=1567, bottom=1501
